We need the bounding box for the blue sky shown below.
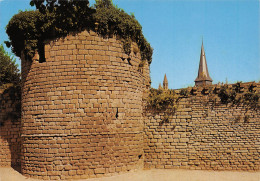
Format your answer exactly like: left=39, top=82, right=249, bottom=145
left=0, top=0, right=259, bottom=89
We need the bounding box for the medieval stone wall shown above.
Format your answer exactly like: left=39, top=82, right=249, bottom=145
left=144, top=84, right=260, bottom=171
left=20, top=30, right=150, bottom=180
left=0, top=86, right=21, bottom=167
left=0, top=29, right=259, bottom=180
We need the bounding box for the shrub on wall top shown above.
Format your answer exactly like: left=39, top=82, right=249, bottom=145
left=5, top=0, right=153, bottom=64
left=218, top=82, right=259, bottom=108
left=146, top=88, right=179, bottom=112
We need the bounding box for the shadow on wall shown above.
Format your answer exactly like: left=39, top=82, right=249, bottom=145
left=0, top=86, right=22, bottom=172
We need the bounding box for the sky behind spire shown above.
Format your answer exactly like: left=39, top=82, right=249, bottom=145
left=0, top=0, right=259, bottom=89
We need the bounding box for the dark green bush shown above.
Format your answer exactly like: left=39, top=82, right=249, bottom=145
left=6, top=0, right=153, bottom=63
left=218, top=85, right=236, bottom=104
left=5, top=11, right=43, bottom=59
left=0, top=45, right=20, bottom=86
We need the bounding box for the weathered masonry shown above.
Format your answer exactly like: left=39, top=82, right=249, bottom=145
left=144, top=84, right=259, bottom=171
left=0, top=30, right=259, bottom=180
left=20, top=30, right=150, bottom=180
left=0, top=86, right=21, bottom=168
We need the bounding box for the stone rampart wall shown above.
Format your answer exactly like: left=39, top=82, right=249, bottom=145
left=0, top=86, right=21, bottom=167
left=144, top=84, right=260, bottom=171
left=0, top=29, right=259, bottom=180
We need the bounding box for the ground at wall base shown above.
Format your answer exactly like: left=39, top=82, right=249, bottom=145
left=0, top=167, right=259, bottom=181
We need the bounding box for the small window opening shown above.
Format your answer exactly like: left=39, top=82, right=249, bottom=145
left=38, top=42, right=46, bottom=63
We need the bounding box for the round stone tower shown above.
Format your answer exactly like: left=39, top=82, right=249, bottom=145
left=21, top=30, right=150, bottom=180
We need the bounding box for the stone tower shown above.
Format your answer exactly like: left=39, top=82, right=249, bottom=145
left=163, top=74, right=168, bottom=90
left=20, top=30, right=150, bottom=180
left=195, top=41, right=213, bottom=86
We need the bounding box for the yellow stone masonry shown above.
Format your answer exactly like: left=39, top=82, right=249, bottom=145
left=0, top=30, right=259, bottom=180
left=20, top=30, right=150, bottom=180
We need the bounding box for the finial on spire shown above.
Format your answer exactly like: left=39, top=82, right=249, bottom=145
left=195, top=40, right=213, bottom=86
left=163, top=74, right=168, bottom=90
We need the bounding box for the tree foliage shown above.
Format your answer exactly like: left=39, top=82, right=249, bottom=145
left=0, top=45, right=20, bottom=86
left=95, top=0, right=114, bottom=8
left=6, top=0, right=153, bottom=63
left=30, top=0, right=94, bottom=34
left=5, top=10, right=44, bottom=59
left=93, top=0, right=153, bottom=62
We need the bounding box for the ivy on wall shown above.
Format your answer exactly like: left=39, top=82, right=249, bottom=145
left=146, top=82, right=259, bottom=126
left=5, top=0, right=153, bottom=63
left=146, top=88, right=179, bottom=112
left=147, top=82, right=259, bottom=113
left=217, top=82, right=259, bottom=108
left=146, top=88, right=182, bottom=126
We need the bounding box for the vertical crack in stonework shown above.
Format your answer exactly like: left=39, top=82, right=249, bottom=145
left=115, top=108, right=119, bottom=119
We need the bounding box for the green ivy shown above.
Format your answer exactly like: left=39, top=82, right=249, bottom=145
left=179, top=88, right=189, bottom=97
left=147, top=82, right=259, bottom=113
left=218, top=85, right=237, bottom=104
left=5, top=0, right=153, bottom=63
left=121, top=38, right=131, bottom=55
left=217, top=82, right=259, bottom=108
left=146, top=88, right=178, bottom=112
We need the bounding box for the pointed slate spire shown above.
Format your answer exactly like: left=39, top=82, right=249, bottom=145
left=195, top=41, right=213, bottom=86
left=163, top=74, right=168, bottom=90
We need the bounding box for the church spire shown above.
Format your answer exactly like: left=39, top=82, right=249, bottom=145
left=158, top=83, right=162, bottom=90
left=195, top=41, right=213, bottom=86
left=163, top=74, right=168, bottom=90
